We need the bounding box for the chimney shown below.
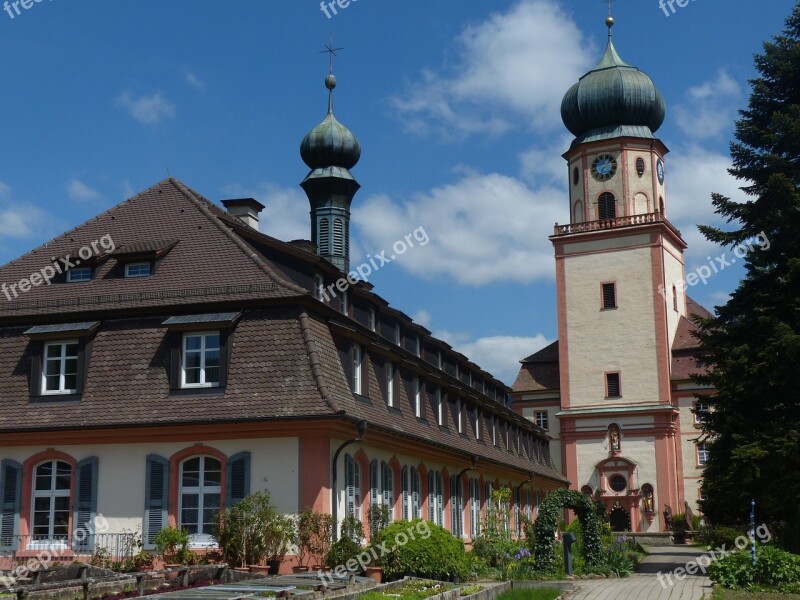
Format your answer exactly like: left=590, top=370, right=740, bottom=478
left=221, top=198, right=266, bottom=231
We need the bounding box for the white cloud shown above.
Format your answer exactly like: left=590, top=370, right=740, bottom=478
left=219, top=182, right=310, bottom=241
left=436, top=329, right=552, bottom=386
left=120, top=180, right=135, bottom=200
left=67, top=178, right=102, bottom=202
left=0, top=181, right=11, bottom=200
left=673, top=70, right=742, bottom=141
left=116, top=91, right=176, bottom=125
left=185, top=72, right=205, bottom=90
left=391, top=0, right=594, bottom=139
left=0, top=203, right=57, bottom=241
left=412, top=309, right=433, bottom=329
left=353, top=171, right=562, bottom=285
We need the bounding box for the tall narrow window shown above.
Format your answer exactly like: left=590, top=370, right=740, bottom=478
left=386, top=362, right=395, bottom=407
left=606, top=373, right=621, bottom=398
left=694, top=401, right=709, bottom=424
left=42, top=341, right=79, bottom=395
left=345, top=454, right=362, bottom=522
left=456, top=398, right=463, bottom=434
left=697, top=443, right=710, bottom=466
left=182, top=332, right=221, bottom=388
left=332, top=218, right=345, bottom=256
left=435, top=387, right=443, bottom=426
left=598, top=193, right=616, bottom=220
left=450, top=475, right=464, bottom=538
left=473, top=409, right=481, bottom=440
left=602, top=282, right=617, bottom=309
left=535, top=411, right=549, bottom=430
left=179, top=456, right=221, bottom=539
left=401, top=466, right=420, bottom=521
left=428, top=471, right=444, bottom=526
left=469, top=478, right=481, bottom=537
left=413, top=378, right=421, bottom=418
left=314, top=274, right=325, bottom=301
left=32, top=461, right=71, bottom=541
left=352, top=344, right=362, bottom=395
left=319, top=218, right=330, bottom=254
left=381, top=461, right=394, bottom=517
left=368, top=308, right=376, bottom=332
left=672, top=285, right=679, bottom=312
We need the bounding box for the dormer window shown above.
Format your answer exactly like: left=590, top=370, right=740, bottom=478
left=125, top=262, right=152, bottom=278
left=67, top=267, right=92, bottom=283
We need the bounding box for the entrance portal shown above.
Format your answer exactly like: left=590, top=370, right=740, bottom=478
left=609, top=503, right=631, bottom=532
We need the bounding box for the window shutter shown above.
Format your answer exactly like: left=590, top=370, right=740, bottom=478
left=332, top=219, right=344, bottom=255
left=169, top=333, right=182, bottom=391
left=345, top=455, right=355, bottom=517
left=436, top=475, right=444, bottom=527
left=450, top=476, right=457, bottom=536
left=602, top=283, right=616, bottom=309
left=0, top=460, right=22, bottom=550
left=428, top=471, right=435, bottom=522
left=29, top=341, right=42, bottom=397
left=76, top=339, right=91, bottom=395
left=226, top=452, right=250, bottom=508
left=144, top=455, right=169, bottom=549
left=319, top=218, right=330, bottom=254
left=401, top=466, right=409, bottom=521
left=411, top=469, right=420, bottom=520
left=73, top=457, right=99, bottom=552
left=218, top=330, right=232, bottom=389
left=370, top=460, right=379, bottom=508
left=381, top=462, right=392, bottom=511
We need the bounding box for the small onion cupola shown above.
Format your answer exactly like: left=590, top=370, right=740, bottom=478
left=561, top=17, right=666, bottom=147
left=300, top=71, right=361, bottom=274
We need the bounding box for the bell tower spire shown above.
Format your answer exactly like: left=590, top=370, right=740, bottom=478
left=300, top=39, right=361, bottom=274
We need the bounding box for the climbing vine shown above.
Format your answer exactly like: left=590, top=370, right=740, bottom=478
left=527, top=489, right=603, bottom=573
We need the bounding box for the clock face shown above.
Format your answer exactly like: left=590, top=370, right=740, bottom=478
left=591, top=154, right=618, bottom=182
left=657, top=159, right=665, bottom=184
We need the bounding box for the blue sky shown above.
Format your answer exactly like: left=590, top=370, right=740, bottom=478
left=0, top=0, right=794, bottom=385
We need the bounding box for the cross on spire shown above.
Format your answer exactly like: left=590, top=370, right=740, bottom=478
left=319, top=33, right=344, bottom=75
left=605, top=0, right=614, bottom=17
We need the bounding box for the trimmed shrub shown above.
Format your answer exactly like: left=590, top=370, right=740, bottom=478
left=373, top=519, right=470, bottom=581
left=697, top=526, right=742, bottom=549
left=708, top=546, right=800, bottom=589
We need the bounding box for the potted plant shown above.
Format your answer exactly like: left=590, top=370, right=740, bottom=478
left=325, top=514, right=365, bottom=576
left=672, top=513, right=687, bottom=544
left=297, top=507, right=333, bottom=571
left=265, top=514, right=295, bottom=574
left=154, top=526, right=190, bottom=580
left=365, top=504, right=390, bottom=582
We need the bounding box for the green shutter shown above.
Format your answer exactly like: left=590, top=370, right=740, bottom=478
left=226, top=452, right=250, bottom=507
left=144, top=455, right=169, bottom=549
left=0, top=460, right=22, bottom=550
left=73, top=457, right=98, bottom=552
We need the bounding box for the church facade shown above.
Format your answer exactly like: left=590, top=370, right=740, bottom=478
left=512, top=20, right=713, bottom=533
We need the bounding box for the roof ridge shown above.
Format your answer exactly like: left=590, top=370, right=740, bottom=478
left=167, top=178, right=308, bottom=296
left=298, top=310, right=340, bottom=414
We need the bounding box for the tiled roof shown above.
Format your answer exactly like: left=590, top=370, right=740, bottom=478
left=0, top=179, right=305, bottom=318
left=514, top=341, right=560, bottom=393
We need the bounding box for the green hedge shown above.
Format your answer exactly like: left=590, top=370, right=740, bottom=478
left=708, top=546, right=800, bottom=589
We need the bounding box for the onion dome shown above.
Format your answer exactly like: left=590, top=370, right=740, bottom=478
left=561, top=18, right=666, bottom=145
left=300, top=74, right=361, bottom=170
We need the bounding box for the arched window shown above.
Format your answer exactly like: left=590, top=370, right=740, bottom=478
left=32, top=460, right=71, bottom=541
left=636, top=157, right=646, bottom=176
left=598, top=193, right=616, bottom=220
left=179, top=456, right=221, bottom=539
left=468, top=478, right=481, bottom=537
left=450, top=475, right=464, bottom=538
left=573, top=200, right=584, bottom=223
left=428, top=471, right=444, bottom=526
left=344, top=454, right=362, bottom=521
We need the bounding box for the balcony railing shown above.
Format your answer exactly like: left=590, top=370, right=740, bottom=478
left=553, top=211, right=669, bottom=236
left=0, top=533, right=139, bottom=566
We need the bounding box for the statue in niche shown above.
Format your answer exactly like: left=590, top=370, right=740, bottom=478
left=643, top=489, right=654, bottom=513
left=609, top=425, right=621, bottom=452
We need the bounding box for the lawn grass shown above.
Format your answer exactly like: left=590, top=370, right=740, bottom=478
left=496, top=589, right=561, bottom=600
left=709, top=587, right=800, bottom=599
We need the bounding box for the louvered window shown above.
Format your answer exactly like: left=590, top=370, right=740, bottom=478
left=1, top=460, right=22, bottom=550
left=428, top=471, right=444, bottom=526
left=606, top=373, right=621, bottom=398
left=333, top=218, right=345, bottom=255
left=598, top=193, right=616, bottom=220
left=450, top=476, right=463, bottom=538
left=469, top=478, right=481, bottom=537
left=602, top=282, right=617, bottom=309
left=319, top=218, right=330, bottom=254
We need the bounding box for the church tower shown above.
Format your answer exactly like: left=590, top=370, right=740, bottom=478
left=300, top=72, right=361, bottom=273
left=550, top=17, right=692, bottom=532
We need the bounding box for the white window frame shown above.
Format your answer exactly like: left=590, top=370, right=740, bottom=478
left=415, top=336, right=421, bottom=357
left=535, top=411, right=549, bottom=430
left=697, top=443, right=710, bottom=466
left=473, top=409, right=480, bottom=440
left=31, top=460, right=71, bottom=543
left=339, top=291, right=349, bottom=315
left=66, top=267, right=92, bottom=283
left=386, top=362, right=395, bottom=407
left=314, top=274, right=325, bottom=301
left=413, top=378, right=421, bottom=418
left=456, top=398, right=463, bottom=434
left=435, top=386, right=443, bottom=426
left=178, top=456, right=222, bottom=547
left=429, top=471, right=444, bottom=526
left=469, top=478, right=481, bottom=538
left=353, top=344, right=362, bottom=395
left=42, top=340, right=79, bottom=395
left=368, top=308, right=376, bottom=332
left=124, top=262, right=152, bottom=278
left=694, top=401, right=709, bottom=425
left=181, top=332, right=221, bottom=389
